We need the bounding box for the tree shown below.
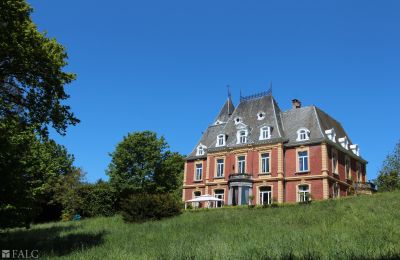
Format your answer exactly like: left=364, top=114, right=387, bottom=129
left=374, top=141, right=400, bottom=192
left=0, top=0, right=78, bottom=136
left=107, top=131, right=184, bottom=200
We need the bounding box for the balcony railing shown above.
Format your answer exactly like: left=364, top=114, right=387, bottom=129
left=353, top=182, right=377, bottom=191
left=228, top=173, right=252, bottom=182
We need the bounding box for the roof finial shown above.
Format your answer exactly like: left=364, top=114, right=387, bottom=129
left=267, top=81, right=273, bottom=96
left=227, top=85, right=231, bottom=99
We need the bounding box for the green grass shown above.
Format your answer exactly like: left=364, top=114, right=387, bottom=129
left=1, top=191, right=400, bottom=259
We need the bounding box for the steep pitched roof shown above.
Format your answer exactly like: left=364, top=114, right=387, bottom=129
left=214, top=97, right=235, bottom=123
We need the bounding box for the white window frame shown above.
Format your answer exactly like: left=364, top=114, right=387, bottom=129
left=259, top=126, right=271, bottom=140
left=298, top=151, right=309, bottom=172
left=296, top=128, right=310, bottom=141
left=216, top=159, right=224, bottom=178
left=259, top=186, right=272, bottom=205
left=261, top=153, right=270, bottom=173
left=214, top=189, right=224, bottom=208
left=216, top=134, right=225, bottom=147
left=333, top=182, right=340, bottom=198
left=332, top=149, right=338, bottom=174
left=196, top=144, right=206, bottom=156
left=237, top=130, right=248, bottom=144
left=298, top=184, right=310, bottom=202
left=357, top=162, right=362, bottom=182
left=237, top=156, right=246, bottom=174
left=195, top=163, right=203, bottom=181
left=325, top=128, right=336, bottom=142
left=257, top=111, right=265, bottom=120
left=345, top=156, right=351, bottom=180
left=339, top=137, right=349, bottom=150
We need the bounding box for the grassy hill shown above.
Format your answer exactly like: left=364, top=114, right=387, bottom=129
left=1, top=191, right=400, bottom=259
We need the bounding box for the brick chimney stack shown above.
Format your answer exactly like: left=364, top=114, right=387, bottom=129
left=292, top=99, right=301, bottom=109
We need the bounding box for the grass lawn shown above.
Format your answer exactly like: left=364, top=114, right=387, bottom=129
left=1, top=191, right=400, bottom=259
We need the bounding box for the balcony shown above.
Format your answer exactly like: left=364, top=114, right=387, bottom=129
left=228, top=173, right=252, bottom=183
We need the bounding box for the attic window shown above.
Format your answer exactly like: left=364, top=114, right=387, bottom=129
left=214, top=120, right=222, bottom=125
left=216, top=134, right=226, bottom=147
left=296, top=128, right=310, bottom=141
left=325, top=128, right=336, bottom=142
left=338, top=137, right=349, bottom=150
left=259, top=126, right=271, bottom=140
left=237, top=130, right=248, bottom=144
left=196, top=144, right=206, bottom=156
left=350, top=144, right=360, bottom=156
left=234, top=117, right=242, bottom=125
left=257, top=112, right=265, bottom=120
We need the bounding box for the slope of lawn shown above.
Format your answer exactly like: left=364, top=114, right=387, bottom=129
left=1, top=191, right=400, bottom=259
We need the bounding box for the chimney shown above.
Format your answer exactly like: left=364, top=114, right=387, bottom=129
left=292, top=99, right=301, bottom=109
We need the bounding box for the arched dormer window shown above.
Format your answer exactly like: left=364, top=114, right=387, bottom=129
left=234, top=117, right=242, bottom=125
left=196, top=144, right=206, bottom=156
left=338, top=137, right=349, bottom=150
left=259, top=126, right=271, bottom=140
left=296, top=128, right=310, bottom=141
left=257, top=112, right=265, bottom=120
left=237, top=130, right=248, bottom=144
left=216, top=134, right=226, bottom=147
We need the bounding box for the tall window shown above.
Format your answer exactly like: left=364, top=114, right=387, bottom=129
left=195, top=163, right=203, bottom=181
left=216, top=134, right=225, bottom=147
left=216, top=159, right=224, bottom=177
left=260, top=127, right=271, bottom=140
left=333, top=183, right=339, bottom=198
left=214, top=190, right=224, bottom=208
left=357, top=163, right=362, bottom=182
left=298, top=151, right=309, bottom=172
left=239, top=131, right=247, bottom=144
left=261, top=153, right=270, bottom=173
left=238, top=156, right=246, bottom=174
left=345, top=157, right=351, bottom=179
left=298, top=185, right=310, bottom=202
left=332, top=149, right=338, bottom=174
left=259, top=186, right=272, bottom=205
left=194, top=191, right=201, bottom=208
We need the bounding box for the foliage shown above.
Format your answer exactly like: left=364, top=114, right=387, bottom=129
left=0, top=117, right=76, bottom=228
left=107, top=131, right=184, bottom=200
left=0, top=0, right=79, bottom=136
left=1, top=191, right=400, bottom=259
left=375, top=141, right=400, bottom=191
left=120, top=193, right=182, bottom=223
left=78, top=180, right=117, bottom=217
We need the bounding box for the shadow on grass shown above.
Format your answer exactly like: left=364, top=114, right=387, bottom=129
left=0, top=225, right=106, bottom=257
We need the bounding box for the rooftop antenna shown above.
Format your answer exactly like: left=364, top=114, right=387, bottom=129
left=227, top=85, right=231, bottom=99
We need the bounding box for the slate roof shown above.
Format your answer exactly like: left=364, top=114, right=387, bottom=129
left=186, top=93, right=364, bottom=161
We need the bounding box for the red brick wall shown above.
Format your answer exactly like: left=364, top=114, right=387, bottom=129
left=285, top=179, right=324, bottom=202
left=185, top=159, right=207, bottom=185
left=284, top=144, right=322, bottom=177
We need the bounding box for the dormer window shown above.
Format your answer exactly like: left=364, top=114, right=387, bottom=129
left=338, top=137, right=349, bottom=150
left=237, top=130, right=248, bottom=144
left=196, top=144, right=206, bottom=156
left=296, top=128, right=310, bottom=141
left=350, top=144, right=359, bottom=156
left=259, top=126, right=271, bottom=140
left=257, top=112, right=265, bottom=120
left=216, top=134, right=226, bottom=147
left=325, top=128, right=336, bottom=142
left=214, top=120, right=223, bottom=125
left=234, top=117, right=242, bottom=125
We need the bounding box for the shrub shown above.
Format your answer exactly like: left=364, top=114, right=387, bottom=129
left=120, top=193, right=182, bottom=223
left=79, top=182, right=117, bottom=217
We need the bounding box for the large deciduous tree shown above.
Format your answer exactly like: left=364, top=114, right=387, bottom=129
left=375, top=141, right=400, bottom=192
left=107, top=131, right=184, bottom=200
left=0, top=0, right=78, bottom=136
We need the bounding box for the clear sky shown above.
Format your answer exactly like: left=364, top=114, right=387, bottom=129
left=30, top=0, right=400, bottom=182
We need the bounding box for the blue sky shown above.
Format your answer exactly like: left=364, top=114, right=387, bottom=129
left=30, top=0, right=400, bottom=182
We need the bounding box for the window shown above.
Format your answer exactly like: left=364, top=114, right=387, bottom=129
left=216, top=134, right=225, bottom=147
left=196, top=144, right=206, bottom=156
left=298, top=151, right=309, bottom=172
left=350, top=144, right=360, bottom=156
left=214, top=190, right=224, bottom=208
left=195, top=163, right=203, bottom=181
left=339, top=137, right=349, bottom=150
left=298, top=185, right=310, bottom=202
left=257, top=112, right=265, bottom=120
left=296, top=128, right=310, bottom=141
left=259, top=187, right=272, bottom=205
left=193, top=191, right=201, bottom=208
left=260, top=126, right=271, bottom=140
left=325, top=128, right=336, bottom=142
left=238, top=130, right=247, bottom=144
left=238, top=156, right=246, bottom=174
left=333, top=183, right=339, bottom=198
left=345, top=157, right=351, bottom=180
left=332, top=149, right=338, bottom=174
left=234, top=117, right=242, bottom=125
left=216, top=159, right=224, bottom=178
left=357, top=163, right=362, bottom=182
left=261, top=153, right=270, bottom=173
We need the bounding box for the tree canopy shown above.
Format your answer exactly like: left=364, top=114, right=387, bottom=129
left=375, top=141, right=400, bottom=191
left=107, top=131, right=184, bottom=199
left=0, top=0, right=78, bottom=136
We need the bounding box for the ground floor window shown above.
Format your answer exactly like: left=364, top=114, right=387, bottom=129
left=333, top=183, right=339, bottom=198
left=193, top=191, right=201, bottom=208
left=259, top=186, right=272, bottom=205
left=298, top=184, right=310, bottom=202
left=214, top=189, right=224, bottom=208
